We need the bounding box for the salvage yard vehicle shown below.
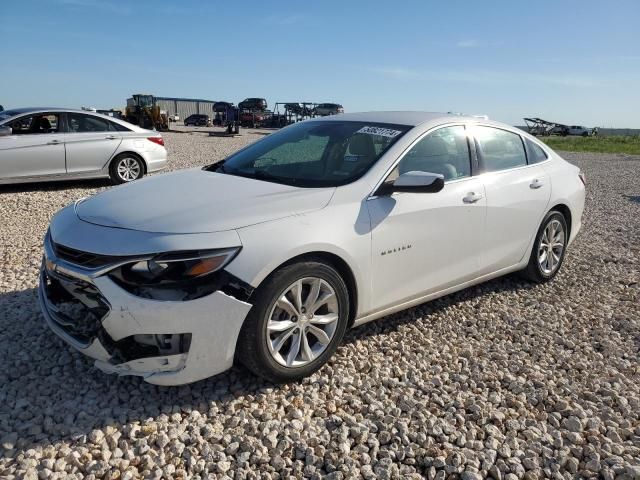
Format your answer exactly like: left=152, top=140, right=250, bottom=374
left=0, top=108, right=167, bottom=185
left=238, top=98, right=268, bottom=111
left=40, top=112, right=585, bottom=385
left=214, top=101, right=234, bottom=112
left=566, top=125, right=591, bottom=137
left=240, top=110, right=268, bottom=128
left=314, top=103, right=344, bottom=116
left=184, top=114, right=210, bottom=127
left=524, top=118, right=596, bottom=137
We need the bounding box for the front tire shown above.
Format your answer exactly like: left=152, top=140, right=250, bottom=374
left=109, top=154, right=144, bottom=184
left=520, top=210, right=568, bottom=283
left=237, top=261, right=350, bottom=383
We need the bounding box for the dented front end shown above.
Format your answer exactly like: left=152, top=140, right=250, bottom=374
left=38, top=231, right=253, bottom=385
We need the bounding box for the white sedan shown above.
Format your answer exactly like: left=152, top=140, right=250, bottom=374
left=40, top=112, right=585, bottom=385
left=0, top=108, right=167, bottom=185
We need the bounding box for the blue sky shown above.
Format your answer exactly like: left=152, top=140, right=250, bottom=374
left=1, top=0, right=639, bottom=127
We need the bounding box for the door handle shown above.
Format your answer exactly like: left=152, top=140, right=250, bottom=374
left=105, top=135, right=118, bottom=140
left=530, top=178, right=544, bottom=189
left=463, top=192, right=484, bottom=204
left=47, top=140, right=61, bottom=145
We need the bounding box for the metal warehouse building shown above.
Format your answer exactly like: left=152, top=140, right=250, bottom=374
left=128, top=96, right=217, bottom=119
left=155, top=97, right=217, bottom=119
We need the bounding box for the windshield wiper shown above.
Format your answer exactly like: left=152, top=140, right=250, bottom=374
left=224, top=168, right=298, bottom=185
left=206, top=163, right=299, bottom=186
left=205, top=159, right=227, bottom=173
left=252, top=169, right=300, bottom=185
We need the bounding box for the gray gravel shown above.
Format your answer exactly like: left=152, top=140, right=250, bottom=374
left=0, top=133, right=639, bottom=479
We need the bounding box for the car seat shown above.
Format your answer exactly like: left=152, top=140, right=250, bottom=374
left=33, top=117, right=52, bottom=134
left=342, top=134, right=377, bottom=174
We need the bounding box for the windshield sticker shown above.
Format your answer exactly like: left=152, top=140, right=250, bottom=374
left=356, top=126, right=402, bottom=138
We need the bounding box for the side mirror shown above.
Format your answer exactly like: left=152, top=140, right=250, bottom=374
left=0, top=126, right=12, bottom=137
left=377, top=171, right=445, bottom=195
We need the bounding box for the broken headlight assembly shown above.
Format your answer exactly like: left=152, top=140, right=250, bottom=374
left=108, top=248, right=242, bottom=301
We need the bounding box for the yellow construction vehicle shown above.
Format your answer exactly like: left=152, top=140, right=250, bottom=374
left=125, top=94, right=169, bottom=131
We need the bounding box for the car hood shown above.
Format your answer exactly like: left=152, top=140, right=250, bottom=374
left=76, top=169, right=335, bottom=234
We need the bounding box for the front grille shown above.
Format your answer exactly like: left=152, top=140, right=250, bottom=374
left=42, top=269, right=110, bottom=343
left=53, top=241, right=130, bottom=269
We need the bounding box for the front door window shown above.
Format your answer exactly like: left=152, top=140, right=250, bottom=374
left=8, top=113, right=60, bottom=134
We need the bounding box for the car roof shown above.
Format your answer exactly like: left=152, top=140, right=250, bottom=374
left=0, top=107, right=152, bottom=132
left=0, top=107, right=100, bottom=115
left=315, top=111, right=479, bottom=127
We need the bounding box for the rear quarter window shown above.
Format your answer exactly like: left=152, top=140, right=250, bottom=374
left=109, top=121, right=131, bottom=132
left=525, top=138, right=548, bottom=164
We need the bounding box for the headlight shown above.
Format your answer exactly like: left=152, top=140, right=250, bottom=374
left=110, top=248, right=240, bottom=287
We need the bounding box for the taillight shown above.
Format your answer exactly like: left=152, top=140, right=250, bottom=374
left=578, top=172, right=586, bottom=186
left=147, top=136, right=164, bottom=147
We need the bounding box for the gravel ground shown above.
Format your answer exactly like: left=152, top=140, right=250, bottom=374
left=0, top=130, right=638, bottom=479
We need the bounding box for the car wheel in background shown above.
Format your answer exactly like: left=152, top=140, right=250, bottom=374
left=109, top=153, right=144, bottom=184
left=520, top=210, right=568, bottom=283
left=237, top=260, right=350, bottom=383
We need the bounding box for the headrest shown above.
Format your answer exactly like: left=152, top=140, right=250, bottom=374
left=348, top=134, right=376, bottom=158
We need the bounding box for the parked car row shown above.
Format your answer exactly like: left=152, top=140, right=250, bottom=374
left=175, top=99, right=343, bottom=129
left=0, top=108, right=167, bottom=185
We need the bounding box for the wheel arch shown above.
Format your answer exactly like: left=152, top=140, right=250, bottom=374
left=109, top=151, right=148, bottom=175
left=521, top=202, right=574, bottom=268
left=549, top=203, right=572, bottom=238
left=254, top=251, right=359, bottom=328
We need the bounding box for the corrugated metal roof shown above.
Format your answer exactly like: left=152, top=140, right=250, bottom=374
left=154, top=96, right=217, bottom=103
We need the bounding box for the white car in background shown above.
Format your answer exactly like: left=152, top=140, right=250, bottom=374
left=314, top=103, right=344, bottom=116
left=40, top=112, right=585, bottom=385
left=566, top=125, right=591, bottom=137
left=0, top=108, right=167, bottom=185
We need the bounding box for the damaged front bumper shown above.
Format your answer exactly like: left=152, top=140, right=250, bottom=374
left=38, top=234, right=252, bottom=386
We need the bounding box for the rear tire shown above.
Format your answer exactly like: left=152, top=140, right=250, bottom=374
left=237, top=261, right=350, bottom=383
left=109, top=153, right=144, bottom=185
left=520, top=210, right=568, bottom=283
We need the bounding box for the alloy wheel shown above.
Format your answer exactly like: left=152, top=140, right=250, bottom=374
left=116, top=157, right=141, bottom=182
left=266, top=277, right=340, bottom=367
left=538, top=219, right=565, bottom=275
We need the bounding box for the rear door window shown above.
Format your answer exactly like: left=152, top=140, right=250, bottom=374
left=473, top=126, right=527, bottom=172
left=67, top=113, right=110, bottom=133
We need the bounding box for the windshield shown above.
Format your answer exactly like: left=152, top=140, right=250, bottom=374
left=0, top=110, right=21, bottom=122
left=207, top=120, right=411, bottom=187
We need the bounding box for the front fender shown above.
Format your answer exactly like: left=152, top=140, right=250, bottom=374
left=227, top=205, right=372, bottom=317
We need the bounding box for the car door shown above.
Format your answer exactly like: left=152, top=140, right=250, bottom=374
left=63, top=112, right=122, bottom=174
left=471, top=125, right=551, bottom=274
left=0, top=112, right=66, bottom=180
left=367, top=125, right=486, bottom=312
